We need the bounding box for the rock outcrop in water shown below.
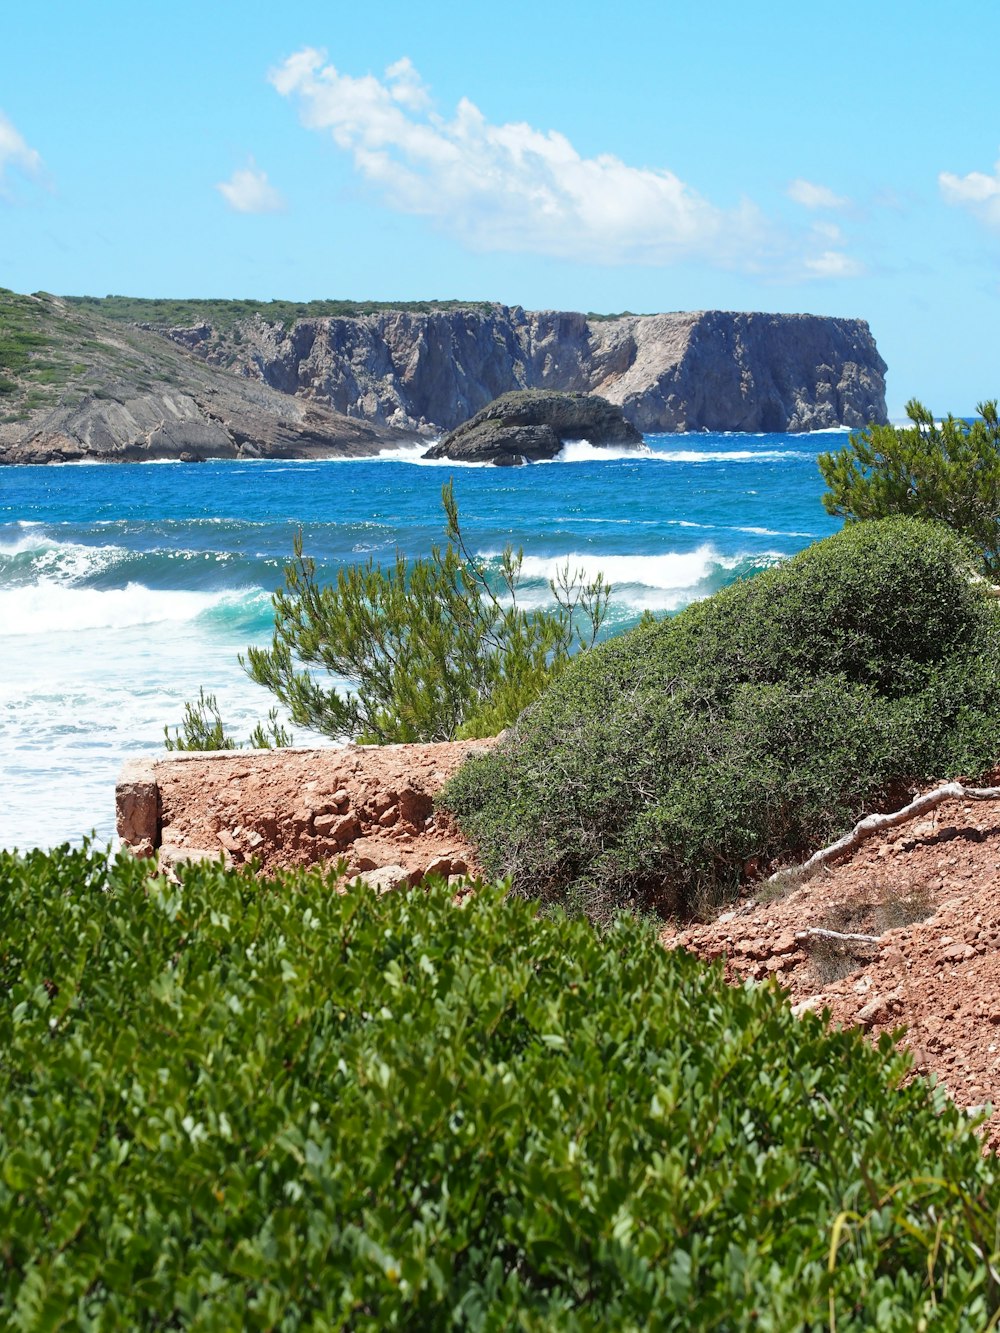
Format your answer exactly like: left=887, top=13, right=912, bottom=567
left=423, top=390, right=643, bottom=465
left=194, top=306, right=887, bottom=435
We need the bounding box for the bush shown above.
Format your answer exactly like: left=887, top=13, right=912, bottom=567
left=163, top=686, right=292, bottom=751
left=442, top=518, right=1000, bottom=921
left=818, top=399, right=1000, bottom=576
left=243, top=483, right=609, bottom=744
left=1, top=845, right=998, bottom=1328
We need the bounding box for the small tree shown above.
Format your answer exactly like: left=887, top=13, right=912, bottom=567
left=164, top=687, right=293, bottom=751
left=241, top=482, right=611, bottom=744
left=818, top=399, right=1000, bottom=576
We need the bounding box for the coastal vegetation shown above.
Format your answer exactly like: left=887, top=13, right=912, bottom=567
left=443, top=518, right=1000, bottom=922
left=819, top=399, right=1000, bottom=576
left=163, top=687, right=292, bottom=752
left=2, top=844, right=998, bottom=1328
left=0, top=288, right=196, bottom=425
left=242, top=483, right=610, bottom=743
left=64, top=294, right=500, bottom=331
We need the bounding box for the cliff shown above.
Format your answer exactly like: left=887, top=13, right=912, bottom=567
left=185, top=305, right=887, bottom=435
left=0, top=292, right=888, bottom=464
left=0, top=292, right=411, bottom=464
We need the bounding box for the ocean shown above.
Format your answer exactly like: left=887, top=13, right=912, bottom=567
left=0, top=432, right=846, bottom=851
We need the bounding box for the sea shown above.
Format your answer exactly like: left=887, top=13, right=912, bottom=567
left=0, top=432, right=848, bottom=851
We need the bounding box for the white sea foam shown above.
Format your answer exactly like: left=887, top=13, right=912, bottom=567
left=371, top=439, right=813, bottom=466
left=374, top=440, right=495, bottom=467
left=644, top=448, right=814, bottom=463
left=0, top=533, right=126, bottom=583
left=516, top=544, right=727, bottom=591
left=0, top=582, right=254, bottom=636
left=732, top=525, right=815, bottom=537
left=549, top=440, right=654, bottom=463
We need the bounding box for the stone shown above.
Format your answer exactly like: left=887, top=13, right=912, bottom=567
left=197, top=307, right=887, bottom=438
left=116, top=759, right=160, bottom=847
left=332, top=813, right=361, bottom=844
left=856, top=995, right=888, bottom=1028
left=158, top=843, right=218, bottom=868
left=423, top=391, right=641, bottom=465
left=935, top=942, right=976, bottom=964
left=352, top=864, right=412, bottom=894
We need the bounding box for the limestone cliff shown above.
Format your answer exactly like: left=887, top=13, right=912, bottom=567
left=186, top=306, right=887, bottom=435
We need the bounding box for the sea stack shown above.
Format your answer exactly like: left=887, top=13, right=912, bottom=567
left=422, top=390, right=643, bottom=466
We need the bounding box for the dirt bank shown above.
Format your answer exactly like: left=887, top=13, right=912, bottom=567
left=662, top=772, right=1000, bottom=1145
left=116, top=741, right=490, bottom=889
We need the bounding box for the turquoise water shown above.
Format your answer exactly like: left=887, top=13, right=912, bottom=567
left=0, top=433, right=845, bottom=849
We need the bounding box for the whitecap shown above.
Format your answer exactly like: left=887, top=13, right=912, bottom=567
left=0, top=582, right=262, bottom=636
left=548, top=440, right=654, bottom=463
left=516, top=544, right=725, bottom=591
left=644, top=448, right=815, bottom=463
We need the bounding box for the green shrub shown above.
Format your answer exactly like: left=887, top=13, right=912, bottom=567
left=819, top=398, right=1000, bottom=576
left=1, top=845, right=998, bottom=1328
left=243, top=483, right=609, bottom=744
left=443, top=518, right=1000, bottom=920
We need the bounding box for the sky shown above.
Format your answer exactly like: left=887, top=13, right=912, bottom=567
left=2, top=0, right=999, bottom=418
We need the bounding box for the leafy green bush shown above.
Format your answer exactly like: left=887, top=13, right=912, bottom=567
left=1, top=845, right=998, bottom=1328
left=243, top=483, right=609, bottom=744
left=443, top=518, right=1000, bottom=920
left=819, top=398, right=1000, bottom=576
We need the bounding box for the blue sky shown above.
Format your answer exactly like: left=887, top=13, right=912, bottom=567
left=2, top=0, right=999, bottom=417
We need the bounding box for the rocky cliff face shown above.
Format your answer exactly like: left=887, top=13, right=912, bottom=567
left=182, top=306, right=887, bottom=436
left=0, top=293, right=888, bottom=465
left=0, top=294, right=412, bottom=465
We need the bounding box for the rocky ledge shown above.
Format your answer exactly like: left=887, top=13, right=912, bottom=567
left=422, top=390, right=643, bottom=465
left=116, top=742, right=491, bottom=886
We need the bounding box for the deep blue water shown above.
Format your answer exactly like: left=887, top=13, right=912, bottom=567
left=0, top=433, right=846, bottom=849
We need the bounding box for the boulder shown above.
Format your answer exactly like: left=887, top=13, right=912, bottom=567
left=422, top=390, right=642, bottom=465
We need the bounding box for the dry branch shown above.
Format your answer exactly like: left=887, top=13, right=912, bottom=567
left=770, top=782, right=1000, bottom=884
left=795, top=927, right=881, bottom=947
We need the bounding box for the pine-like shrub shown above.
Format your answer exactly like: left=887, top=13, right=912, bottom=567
left=442, top=518, right=1000, bottom=920
left=1, top=845, right=999, bottom=1328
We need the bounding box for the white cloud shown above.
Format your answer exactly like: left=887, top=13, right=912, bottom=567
left=269, top=50, right=863, bottom=279
left=0, top=111, right=43, bottom=196
left=270, top=49, right=787, bottom=270
left=803, top=249, right=865, bottom=279
left=383, top=57, right=432, bottom=112
left=786, top=178, right=850, bottom=211
left=939, top=156, right=1000, bottom=227
left=811, top=220, right=845, bottom=244
left=216, top=159, right=286, bottom=214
